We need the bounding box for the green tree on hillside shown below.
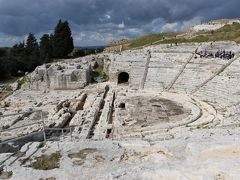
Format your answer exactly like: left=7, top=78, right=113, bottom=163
left=62, top=21, right=74, bottom=55
left=1, top=20, right=75, bottom=78
left=52, top=20, right=74, bottom=58
left=0, top=58, right=11, bottom=78
left=0, top=48, right=11, bottom=78
left=40, top=34, right=52, bottom=63
left=0, top=48, right=7, bottom=57
left=10, top=42, right=26, bottom=75
left=25, top=33, right=40, bottom=70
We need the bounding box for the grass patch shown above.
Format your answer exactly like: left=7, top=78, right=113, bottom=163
left=17, top=76, right=30, bottom=90
left=102, top=72, right=109, bottom=81
left=129, top=33, right=166, bottom=48
left=0, top=171, right=13, bottom=179
left=31, top=152, right=61, bottom=170
left=127, top=22, right=240, bottom=49
left=217, top=23, right=240, bottom=32
left=94, top=65, right=104, bottom=76
left=3, top=85, right=13, bottom=92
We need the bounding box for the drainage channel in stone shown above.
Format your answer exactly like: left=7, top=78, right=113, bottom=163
left=87, top=86, right=109, bottom=139
left=106, top=91, right=116, bottom=139
left=46, top=94, right=88, bottom=141
left=63, top=94, right=87, bottom=128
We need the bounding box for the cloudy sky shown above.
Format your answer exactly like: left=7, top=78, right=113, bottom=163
left=0, top=0, right=240, bottom=47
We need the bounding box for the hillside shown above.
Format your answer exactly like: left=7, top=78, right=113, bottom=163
left=128, top=18, right=240, bottom=49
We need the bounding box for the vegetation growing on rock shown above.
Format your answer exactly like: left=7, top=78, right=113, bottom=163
left=31, top=152, right=62, bottom=170
left=0, top=170, right=13, bottom=179
left=128, top=21, right=240, bottom=49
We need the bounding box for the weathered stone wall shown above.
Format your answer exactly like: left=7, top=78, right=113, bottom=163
left=27, top=63, right=90, bottom=90
left=107, top=50, right=148, bottom=89
left=107, top=42, right=240, bottom=91
left=24, top=55, right=108, bottom=90
left=49, top=68, right=90, bottom=90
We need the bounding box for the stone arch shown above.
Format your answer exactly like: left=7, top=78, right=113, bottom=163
left=118, top=72, right=129, bottom=84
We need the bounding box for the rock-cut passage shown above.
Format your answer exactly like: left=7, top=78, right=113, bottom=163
left=118, top=72, right=129, bottom=84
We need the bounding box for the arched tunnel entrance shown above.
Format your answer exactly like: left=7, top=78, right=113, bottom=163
left=118, top=72, right=129, bottom=84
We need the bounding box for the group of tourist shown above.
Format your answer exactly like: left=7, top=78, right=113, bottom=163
left=215, top=50, right=235, bottom=60
left=195, top=49, right=235, bottom=60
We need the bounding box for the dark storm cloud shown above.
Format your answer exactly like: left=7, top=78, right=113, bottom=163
left=0, top=0, right=240, bottom=46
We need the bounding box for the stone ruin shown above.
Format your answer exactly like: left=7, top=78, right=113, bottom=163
left=23, top=55, right=107, bottom=90
left=0, top=41, right=240, bottom=179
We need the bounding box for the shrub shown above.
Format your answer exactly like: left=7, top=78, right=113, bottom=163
left=17, top=76, right=30, bottom=90
left=3, top=85, right=13, bottom=92
left=102, top=72, right=109, bottom=81
left=92, top=65, right=109, bottom=82
left=0, top=171, right=13, bottom=179
left=31, top=152, right=61, bottom=170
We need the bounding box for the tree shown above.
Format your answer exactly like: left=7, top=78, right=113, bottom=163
left=1, top=20, right=75, bottom=78
left=0, top=48, right=7, bottom=57
left=52, top=20, right=74, bottom=58
left=25, top=33, right=40, bottom=70
left=40, top=34, right=52, bottom=63
left=0, top=48, right=11, bottom=79
left=0, top=57, right=11, bottom=79
left=62, top=21, right=74, bottom=55
left=9, top=42, right=26, bottom=75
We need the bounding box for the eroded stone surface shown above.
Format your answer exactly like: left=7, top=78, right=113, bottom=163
left=1, top=41, right=240, bottom=179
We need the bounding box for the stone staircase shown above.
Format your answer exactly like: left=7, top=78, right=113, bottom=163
left=191, top=53, right=240, bottom=94
left=167, top=52, right=195, bottom=91
left=171, top=58, right=227, bottom=94
left=140, top=50, right=151, bottom=89
left=193, top=57, right=240, bottom=126
left=144, top=52, right=193, bottom=90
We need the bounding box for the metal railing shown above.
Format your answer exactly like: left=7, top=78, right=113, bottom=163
left=0, top=110, right=46, bottom=145
left=0, top=110, right=74, bottom=145
left=44, top=127, right=73, bottom=141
